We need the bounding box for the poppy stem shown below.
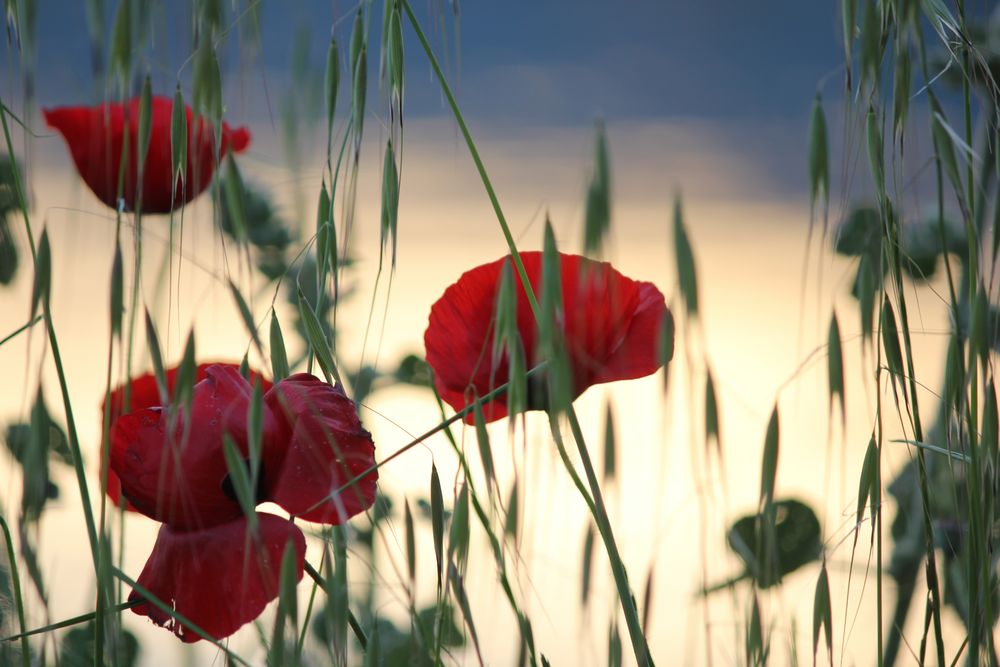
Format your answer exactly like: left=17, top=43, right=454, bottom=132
left=0, top=314, right=42, bottom=348
left=0, top=516, right=29, bottom=667
left=328, top=363, right=549, bottom=504
left=302, top=561, right=368, bottom=650
left=565, top=407, right=655, bottom=667
left=0, top=599, right=142, bottom=642
left=400, top=0, right=540, bottom=321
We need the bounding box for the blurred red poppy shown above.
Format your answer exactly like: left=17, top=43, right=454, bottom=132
left=101, top=362, right=272, bottom=511
left=43, top=95, right=250, bottom=213
left=425, top=251, right=673, bottom=423
left=109, top=364, right=377, bottom=641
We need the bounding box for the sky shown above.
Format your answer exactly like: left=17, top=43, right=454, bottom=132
left=0, top=0, right=853, bottom=212
left=5, top=1, right=844, bottom=124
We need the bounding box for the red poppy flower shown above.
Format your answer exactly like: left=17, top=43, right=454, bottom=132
left=43, top=95, right=250, bottom=213
left=109, top=364, right=377, bottom=641
left=101, top=362, right=272, bottom=511
left=425, top=251, right=672, bottom=423
left=110, top=365, right=286, bottom=530
left=129, top=513, right=305, bottom=643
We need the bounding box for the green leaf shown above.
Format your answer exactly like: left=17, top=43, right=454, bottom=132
left=228, top=279, right=262, bottom=354
left=859, top=0, right=882, bottom=87
left=726, top=499, right=821, bottom=589
left=109, top=240, right=123, bottom=337
left=172, top=331, right=197, bottom=411
left=539, top=220, right=572, bottom=414
left=473, top=401, right=495, bottom=493
left=447, top=563, right=483, bottom=660
left=0, top=220, right=19, bottom=286
left=296, top=287, right=342, bottom=385
left=170, top=85, right=188, bottom=188
left=143, top=309, right=168, bottom=405
left=759, top=406, right=780, bottom=508
left=856, top=436, right=879, bottom=542
left=880, top=296, right=905, bottom=386
left=580, top=525, right=595, bottom=604
left=325, top=37, right=340, bottom=140
left=192, top=37, right=222, bottom=125
left=931, top=108, right=964, bottom=206
left=705, top=368, right=721, bottom=455
left=247, top=380, right=264, bottom=486
left=892, top=44, right=911, bottom=137
left=30, top=228, right=49, bottom=318
left=827, top=313, right=845, bottom=426
left=60, top=621, right=138, bottom=667
left=109, top=0, right=131, bottom=84
left=315, top=180, right=332, bottom=276
left=673, top=194, right=698, bottom=317
left=21, top=388, right=53, bottom=522
left=834, top=205, right=881, bottom=257
left=583, top=122, right=611, bottom=256
left=842, top=0, right=857, bottom=77
left=222, top=436, right=257, bottom=531
left=504, top=480, right=519, bottom=542
left=608, top=621, right=623, bottom=667
left=387, top=4, right=404, bottom=101
left=812, top=563, right=833, bottom=667
left=223, top=155, right=249, bottom=244
left=602, top=402, right=617, bottom=482
left=269, top=312, right=290, bottom=382
left=856, top=254, right=877, bottom=341
left=808, top=94, right=829, bottom=212
left=404, top=499, right=416, bottom=584
left=430, top=464, right=444, bottom=590
left=449, top=481, right=470, bottom=567
left=865, top=107, right=885, bottom=205
left=379, top=139, right=399, bottom=267
left=350, top=11, right=368, bottom=151
left=983, top=378, right=998, bottom=460
left=137, top=75, right=153, bottom=175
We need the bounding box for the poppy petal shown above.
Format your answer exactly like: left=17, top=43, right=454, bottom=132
left=264, top=374, right=377, bottom=524
left=424, top=254, right=543, bottom=423
left=109, top=365, right=283, bottom=530
left=590, top=281, right=673, bottom=384
left=424, top=251, right=671, bottom=424
left=102, top=363, right=274, bottom=511
left=43, top=96, right=251, bottom=214
left=129, top=513, right=305, bottom=643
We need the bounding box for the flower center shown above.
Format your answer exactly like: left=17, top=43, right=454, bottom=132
left=220, top=459, right=268, bottom=506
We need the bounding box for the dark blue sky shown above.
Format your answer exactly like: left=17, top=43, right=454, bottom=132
left=6, top=1, right=843, bottom=126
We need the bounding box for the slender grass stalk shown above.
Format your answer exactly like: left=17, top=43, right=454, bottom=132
left=0, top=316, right=42, bottom=348
left=400, top=0, right=539, bottom=320
left=304, top=561, right=368, bottom=650
left=0, top=94, right=102, bottom=576
left=1, top=600, right=141, bottom=642
left=566, top=408, right=653, bottom=665
left=332, top=363, right=548, bottom=499
left=0, top=516, right=31, bottom=667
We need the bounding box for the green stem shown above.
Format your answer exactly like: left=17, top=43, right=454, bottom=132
left=566, top=408, right=654, bottom=666
left=331, top=363, right=548, bottom=501
left=400, top=0, right=539, bottom=320
left=303, top=561, right=368, bottom=650
left=0, top=517, right=31, bottom=667
left=0, top=315, right=42, bottom=348
left=1, top=600, right=141, bottom=642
